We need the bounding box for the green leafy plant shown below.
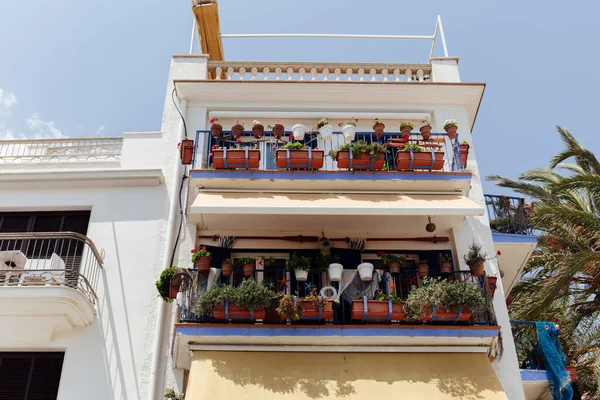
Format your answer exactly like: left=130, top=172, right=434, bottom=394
left=375, top=291, right=403, bottom=304
left=232, top=278, right=278, bottom=311
left=235, top=257, right=256, bottom=267
left=304, top=288, right=328, bottom=310
left=276, top=293, right=303, bottom=322
left=404, top=277, right=484, bottom=318
left=329, top=140, right=387, bottom=160
left=421, top=120, right=431, bottom=127
left=222, top=258, right=233, bottom=264
left=419, top=258, right=429, bottom=265
left=443, top=119, right=458, bottom=130
left=196, top=284, right=234, bottom=316
left=400, top=143, right=424, bottom=152
left=316, top=117, right=330, bottom=129
left=266, top=120, right=281, bottom=130
left=263, top=257, right=277, bottom=268
left=439, top=279, right=484, bottom=312
left=316, top=252, right=340, bottom=271
left=399, top=121, right=415, bottom=130
left=155, top=267, right=177, bottom=303
left=438, top=254, right=452, bottom=264
left=165, top=388, right=185, bottom=400
left=279, top=142, right=308, bottom=151
left=286, top=253, right=312, bottom=272
left=460, top=140, right=469, bottom=145
left=378, top=252, right=406, bottom=267
left=373, top=118, right=384, bottom=127
left=191, top=245, right=211, bottom=263
left=338, top=118, right=358, bottom=128
left=463, top=241, right=487, bottom=267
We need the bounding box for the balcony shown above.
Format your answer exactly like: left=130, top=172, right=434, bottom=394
left=0, top=232, right=102, bottom=344
left=485, top=195, right=537, bottom=296
left=512, top=320, right=576, bottom=400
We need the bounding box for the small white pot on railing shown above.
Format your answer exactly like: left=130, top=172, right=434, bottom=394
left=318, top=124, right=334, bottom=140
left=327, top=263, right=344, bottom=282
left=291, top=124, right=307, bottom=140
left=342, top=124, right=356, bottom=141
left=294, top=268, right=309, bottom=281
left=357, top=262, right=374, bottom=281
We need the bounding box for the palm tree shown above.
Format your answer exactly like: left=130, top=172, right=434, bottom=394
left=488, top=126, right=600, bottom=398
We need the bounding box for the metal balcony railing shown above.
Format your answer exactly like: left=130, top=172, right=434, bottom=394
left=0, top=232, right=103, bottom=306
left=180, top=268, right=494, bottom=326
left=195, top=130, right=466, bottom=172
left=0, top=138, right=122, bottom=164
left=485, top=194, right=534, bottom=235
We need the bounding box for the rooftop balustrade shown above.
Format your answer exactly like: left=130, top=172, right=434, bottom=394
left=0, top=138, right=122, bottom=164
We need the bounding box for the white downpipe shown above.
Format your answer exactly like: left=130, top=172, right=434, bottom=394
left=148, top=97, right=188, bottom=400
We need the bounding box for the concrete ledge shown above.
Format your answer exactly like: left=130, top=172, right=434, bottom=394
left=492, top=232, right=538, bottom=244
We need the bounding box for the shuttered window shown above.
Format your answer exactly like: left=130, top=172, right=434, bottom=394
left=0, top=352, right=64, bottom=400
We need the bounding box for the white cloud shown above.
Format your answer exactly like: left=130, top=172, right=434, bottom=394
left=96, top=125, right=105, bottom=135
left=0, top=87, right=17, bottom=115
left=0, top=121, right=16, bottom=140
left=25, top=113, right=66, bottom=139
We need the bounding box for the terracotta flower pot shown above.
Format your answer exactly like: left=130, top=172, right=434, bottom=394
left=180, top=139, right=194, bottom=165
left=420, top=125, right=432, bottom=140
left=417, top=263, right=429, bottom=278
left=469, top=260, right=485, bottom=277
left=252, top=124, right=264, bottom=139
left=440, top=262, right=453, bottom=274
left=272, top=124, right=285, bottom=139
left=212, top=149, right=260, bottom=169
left=335, top=150, right=385, bottom=170
left=351, top=300, right=405, bottom=321
left=420, top=306, right=472, bottom=322
left=168, top=284, right=179, bottom=299
left=211, top=123, right=223, bottom=139
left=445, top=125, right=458, bottom=140
left=213, top=303, right=266, bottom=320
left=221, top=262, right=233, bottom=278
left=566, top=366, right=577, bottom=381
left=373, top=123, right=385, bottom=138
left=195, top=256, right=212, bottom=275
left=395, top=150, right=444, bottom=171
left=400, top=126, right=412, bottom=139
left=459, top=143, right=469, bottom=168
left=276, top=149, right=324, bottom=169
left=243, top=263, right=255, bottom=278
left=389, top=262, right=401, bottom=276
left=232, top=124, right=244, bottom=138
left=487, top=276, right=498, bottom=297
left=300, top=300, right=334, bottom=319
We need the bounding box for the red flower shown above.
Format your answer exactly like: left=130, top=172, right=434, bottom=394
left=211, top=144, right=218, bottom=150
left=386, top=252, right=391, bottom=256
left=555, top=318, right=560, bottom=322
left=191, top=249, right=195, bottom=253
left=236, top=139, right=242, bottom=145
left=389, top=285, right=396, bottom=290
left=208, top=153, right=213, bottom=157
left=177, top=142, right=181, bottom=149
left=202, top=246, right=206, bottom=250
left=497, top=250, right=502, bottom=256
left=377, top=251, right=383, bottom=257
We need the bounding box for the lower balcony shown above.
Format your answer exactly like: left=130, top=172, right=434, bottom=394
left=512, top=320, right=577, bottom=400
left=0, top=232, right=102, bottom=344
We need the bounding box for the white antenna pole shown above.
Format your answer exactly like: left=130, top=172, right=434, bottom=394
left=189, top=17, right=197, bottom=54
left=429, top=18, right=440, bottom=60
left=437, top=15, right=449, bottom=57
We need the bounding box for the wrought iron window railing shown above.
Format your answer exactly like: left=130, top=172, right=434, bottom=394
left=485, top=194, right=534, bottom=235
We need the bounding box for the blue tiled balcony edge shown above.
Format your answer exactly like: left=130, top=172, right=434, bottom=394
left=492, top=232, right=538, bottom=244
left=520, top=369, right=549, bottom=382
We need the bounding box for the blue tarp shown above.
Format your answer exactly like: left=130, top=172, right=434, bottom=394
left=535, top=322, right=573, bottom=400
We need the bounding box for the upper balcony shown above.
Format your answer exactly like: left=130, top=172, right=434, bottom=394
left=0, top=232, right=102, bottom=345
left=485, top=194, right=537, bottom=296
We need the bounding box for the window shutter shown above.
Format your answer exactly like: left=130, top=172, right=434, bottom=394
left=0, top=352, right=64, bottom=400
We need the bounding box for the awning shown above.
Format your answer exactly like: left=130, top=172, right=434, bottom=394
left=186, top=351, right=508, bottom=400
left=190, top=192, right=484, bottom=216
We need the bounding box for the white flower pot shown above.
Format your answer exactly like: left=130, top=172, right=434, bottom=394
left=291, top=124, right=306, bottom=141
left=318, top=124, right=334, bottom=140
left=294, top=269, right=308, bottom=281
left=342, top=124, right=356, bottom=141
left=357, top=262, right=374, bottom=281
left=328, top=263, right=344, bottom=282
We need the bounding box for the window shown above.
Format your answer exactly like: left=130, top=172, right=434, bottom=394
left=0, top=352, right=64, bottom=400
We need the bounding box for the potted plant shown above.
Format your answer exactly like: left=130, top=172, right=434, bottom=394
left=417, top=258, right=429, bottom=278
left=155, top=266, right=178, bottom=302
left=221, top=258, right=234, bottom=279
left=338, top=118, right=358, bottom=141
left=302, top=289, right=334, bottom=319
left=372, top=118, right=385, bottom=138
left=420, top=121, right=432, bottom=140
left=357, top=262, right=374, bottom=281
left=443, top=119, right=458, bottom=140
left=275, top=142, right=324, bottom=169
left=459, top=140, right=469, bottom=168
left=379, top=252, right=405, bottom=276
left=291, top=124, right=307, bottom=141
left=212, top=141, right=260, bottom=169
left=236, top=257, right=256, bottom=278
left=395, top=143, right=444, bottom=171
left=404, top=277, right=484, bottom=322
left=565, top=365, right=577, bottom=381
left=438, top=254, right=453, bottom=274
left=178, top=138, right=194, bottom=165
left=268, top=121, right=285, bottom=139
left=351, top=291, right=405, bottom=321
left=399, top=121, right=415, bottom=139
left=164, top=388, right=185, bottom=400
left=317, top=117, right=333, bottom=140
left=191, top=245, right=211, bottom=275
left=330, top=141, right=387, bottom=170
left=287, top=253, right=311, bottom=281
left=317, top=252, right=343, bottom=282
left=210, top=117, right=222, bottom=140
left=463, top=241, right=487, bottom=277
left=276, top=293, right=304, bottom=323
left=232, top=120, right=245, bottom=138
left=252, top=120, right=264, bottom=139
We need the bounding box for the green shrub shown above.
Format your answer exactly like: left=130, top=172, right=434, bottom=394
left=155, top=267, right=177, bottom=303
left=231, top=278, right=277, bottom=311
left=286, top=253, right=312, bottom=272
left=404, top=277, right=484, bottom=318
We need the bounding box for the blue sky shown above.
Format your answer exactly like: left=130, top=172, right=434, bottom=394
left=0, top=1, right=598, bottom=193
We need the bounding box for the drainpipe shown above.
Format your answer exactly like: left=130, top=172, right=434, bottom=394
left=148, top=97, right=187, bottom=400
